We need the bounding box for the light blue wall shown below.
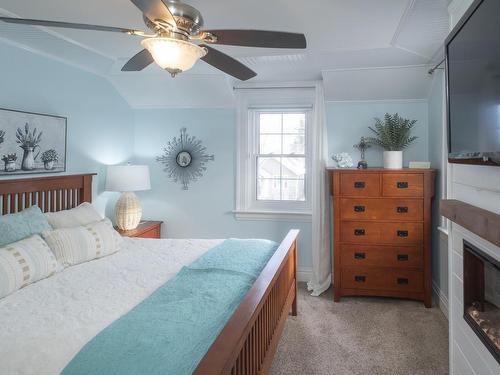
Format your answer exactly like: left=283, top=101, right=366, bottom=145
left=326, top=101, right=429, bottom=166
left=0, top=41, right=135, bottom=215
left=133, top=108, right=313, bottom=270
left=428, top=71, right=448, bottom=301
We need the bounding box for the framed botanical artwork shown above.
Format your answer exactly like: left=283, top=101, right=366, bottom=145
left=0, top=108, right=67, bottom=176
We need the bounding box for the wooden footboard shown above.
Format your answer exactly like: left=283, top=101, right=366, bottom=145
left=194, top=230, right=299, bottom=375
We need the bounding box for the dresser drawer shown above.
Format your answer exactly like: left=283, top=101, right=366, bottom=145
left=339, top=173, right=380, bottom=197
left=340, top=222, right=423, bottom=244
left=341, top=267, right=423, bottom=293
left=340, top=244, right=423, bottom=268
left=382, top=174, right=424, bottom=197
left=340, top=198, right=423, bottom=221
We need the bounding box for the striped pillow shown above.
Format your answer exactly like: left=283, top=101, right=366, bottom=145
left=0, top=235, right=59, bottom=299
left=42, top=218, right=122, bottom=267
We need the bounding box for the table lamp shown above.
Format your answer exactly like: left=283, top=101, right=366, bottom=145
left=106, top=165, right=151, bottom=231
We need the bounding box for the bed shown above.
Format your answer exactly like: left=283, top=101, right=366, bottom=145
left=0, top=174, right=298, bottom=375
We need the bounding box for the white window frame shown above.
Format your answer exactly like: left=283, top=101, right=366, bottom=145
left=249, top=108, right=312, bottom=211
left=234, top=87, right=315, bottom=221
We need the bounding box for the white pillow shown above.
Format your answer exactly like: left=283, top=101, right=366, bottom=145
left=45, top=202, right=102, bottom=229
left=0, top=235, right=59, bottom=299
left=42, top=218, right=122, bottom=267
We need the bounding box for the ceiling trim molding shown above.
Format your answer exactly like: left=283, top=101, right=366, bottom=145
left=393, top=44, right=433, bottom=60
left=321, top=64, right=431, bottom=74
left=326, top=98, right=428, bottom=104
left=233, top=80, right=320, bottom=90
left=132, top=104, right=236, bottom=110
left=0, top=36, right=106, bottom=78
left=390, top=0, right=417, bottom=46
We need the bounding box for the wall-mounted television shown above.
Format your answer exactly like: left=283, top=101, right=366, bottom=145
left=446, top=0, right=500, bottom=166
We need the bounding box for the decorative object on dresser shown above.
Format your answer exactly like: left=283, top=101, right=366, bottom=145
left=105, top=165, right=151, bottom=231
left=332, top=152, right=354, bottom=168
left=353, top=137, right=371, bottom=169
left=0, top=108, right=67, bottom=175
left=157, top=127, right=214, bottom=190
left=366, top=113, right=418, bottom=169
left=116, top=220, right=163, bottom=239
left=329, top=168, right=436, bottom=307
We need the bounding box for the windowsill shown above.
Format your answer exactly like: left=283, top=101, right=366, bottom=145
left=232, top=209, right=312, bottom=222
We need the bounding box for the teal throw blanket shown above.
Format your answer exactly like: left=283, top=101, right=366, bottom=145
left=62, top=238, right=278, bottom=375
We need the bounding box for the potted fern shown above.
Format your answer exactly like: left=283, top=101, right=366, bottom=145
left=366, top=113, right=418, bottom=169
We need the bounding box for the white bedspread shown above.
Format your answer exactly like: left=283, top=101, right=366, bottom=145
left=0, top=238, right=223, bottom=375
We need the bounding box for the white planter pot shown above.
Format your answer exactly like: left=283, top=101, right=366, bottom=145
left=383, top=151, right=403, bottom=169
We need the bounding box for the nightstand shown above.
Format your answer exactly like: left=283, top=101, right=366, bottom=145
left=116, top=221, right=163, bottom=239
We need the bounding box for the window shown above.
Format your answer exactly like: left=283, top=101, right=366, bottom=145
left=256, top=112, right=306, bottom=202
left=235, top=105, right=313, bottom=220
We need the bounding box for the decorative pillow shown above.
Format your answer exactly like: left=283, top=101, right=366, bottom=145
left=42, top=218, right=122, bottom=267
left=45, top=202, right=102, bottom=229
left=0, top=206, right=52, bottom=247
left=0, top=235, right=59, bottom=299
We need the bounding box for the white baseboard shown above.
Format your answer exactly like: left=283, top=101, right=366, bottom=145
left=297, top=267, right=312, bottom=283
left=432, top=280, right=449, bottom=320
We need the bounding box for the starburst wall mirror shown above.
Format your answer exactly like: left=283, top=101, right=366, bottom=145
left=157, top=128, right=214, bottom=190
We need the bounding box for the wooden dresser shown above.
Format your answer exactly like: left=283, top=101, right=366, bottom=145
left=329, top=168, right=436, bottom=307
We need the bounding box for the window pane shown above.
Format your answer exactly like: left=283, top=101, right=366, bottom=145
left=281, top=157, right=305, bottom=179
left=260, top=134, right=281, bottom=154
left=282, top=179, right=305, bottom=201
left=260, top=113, right=282, bottom=134
left=258, top=157, right=281, bottom=179
left=282, top=134, right=305, bottom=155
left=257, top=179, right=281, bottom=200
left=283, top=113, right=305, bottom=134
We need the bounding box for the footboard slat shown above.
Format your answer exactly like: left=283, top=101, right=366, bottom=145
left=194, top=230, right=299, bottom=375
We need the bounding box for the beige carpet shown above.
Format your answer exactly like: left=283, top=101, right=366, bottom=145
left=270, top=284, right=449, bottom=375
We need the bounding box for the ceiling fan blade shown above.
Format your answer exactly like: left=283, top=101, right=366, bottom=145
left=203, top=30, right=307, bottom=49
left=122, top=49, right=154, bottom=71
left=200, top=44, right=256, bottom=81
left=0, top=16, right=142, bottom=34
left=130, top=0, right=177, bottom=27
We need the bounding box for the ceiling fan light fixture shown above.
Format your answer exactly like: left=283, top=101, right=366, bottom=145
left=141, top=37, right=207, bottom=76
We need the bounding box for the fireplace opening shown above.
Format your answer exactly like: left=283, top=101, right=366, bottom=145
left=463, top=240, right=500, bottom=364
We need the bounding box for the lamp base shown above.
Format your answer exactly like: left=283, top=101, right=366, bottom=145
left=115, top=192, right=142, bottom=231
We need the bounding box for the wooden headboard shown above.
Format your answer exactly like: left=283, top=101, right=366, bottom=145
left=0, top=174, right=96, bottom=215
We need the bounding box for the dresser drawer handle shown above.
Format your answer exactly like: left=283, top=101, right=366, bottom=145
left=354, top=275, right=366, bottom=283
left=354, top=229, right=365, bottom=236
left=354, top=252, right=366, bottom=259
left=354, top=205, right=366, bottom=212
left=397, top=182, right=409, bottom=189
left=397, top=254, right=409, bottom=261
left=397, top=206, right=409, bottom=213
left=354, top=181, right=365, bottom=189
left=397, top=278, right=409, bottom=285
left=397, top=230, right=409, bottom=237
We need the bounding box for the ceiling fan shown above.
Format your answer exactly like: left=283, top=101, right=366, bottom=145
left=0, top=0, right=307, bottom=80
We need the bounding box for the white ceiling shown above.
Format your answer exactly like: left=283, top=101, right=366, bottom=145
left=0, top=0, right=452, bottom=107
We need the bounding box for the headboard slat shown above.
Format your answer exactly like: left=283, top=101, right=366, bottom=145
left=0, top=174, right=96, bottom=215
left=2, top=195, right=7, bottom=215
left=10, top=194, right=16, bottom=213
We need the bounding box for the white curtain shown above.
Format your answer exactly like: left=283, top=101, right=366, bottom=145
left=307, top=83, right=331, bottom=297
